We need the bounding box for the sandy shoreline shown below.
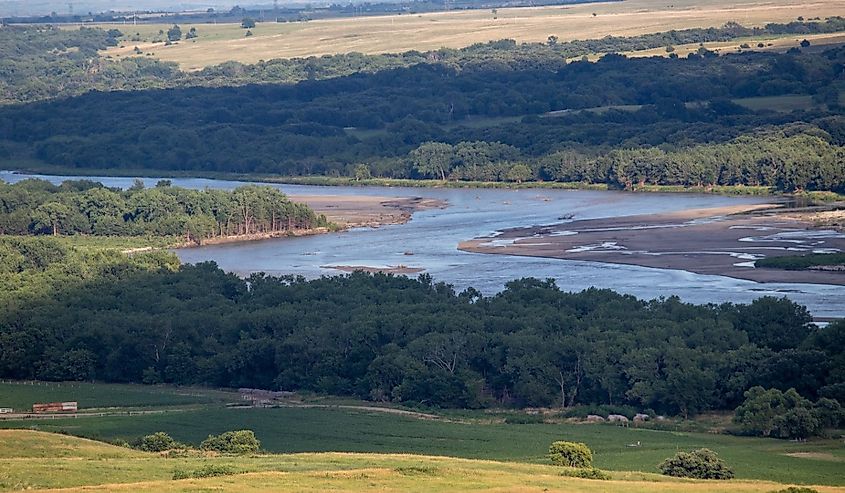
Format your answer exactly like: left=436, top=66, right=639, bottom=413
left=292, top=195, right=446, bottom=229
left=459, top=204, right=845, bottom=286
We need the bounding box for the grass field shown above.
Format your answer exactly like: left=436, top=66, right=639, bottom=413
left=3, top=404, right=844, bottom=486
left=0, top=381, right=237, bottom=411
left=5, top=430, right=843, bottom=493
left=95, top=0, right=845, bottom=69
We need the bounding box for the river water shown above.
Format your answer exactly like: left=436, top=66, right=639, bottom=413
left=3, top=171, right=844, bottom=317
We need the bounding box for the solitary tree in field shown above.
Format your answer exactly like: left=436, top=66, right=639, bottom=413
left=242, top=17, right=256, bottom=28
left=167, top=24, right=182, bottom=42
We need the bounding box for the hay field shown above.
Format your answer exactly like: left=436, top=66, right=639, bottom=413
left=100, top=0, right=845, bottom=70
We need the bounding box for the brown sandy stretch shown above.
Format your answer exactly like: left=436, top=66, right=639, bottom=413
left=459, top=204, right=845, bottom=285
left=292, top=195, right=447, bottom=228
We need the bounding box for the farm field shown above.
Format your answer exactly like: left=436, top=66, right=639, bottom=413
left=98, top=0, right=845, bottom=70
left=1, top=394, right=844, bottom=486
left=0, top=381, right=237, bottom=411
left=4, top=430, right=843, bottom=493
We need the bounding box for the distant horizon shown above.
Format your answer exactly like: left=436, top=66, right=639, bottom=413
left=0, top=0, right=372, bottom=17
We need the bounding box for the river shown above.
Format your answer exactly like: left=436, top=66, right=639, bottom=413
left=3, top=171, right=844, bottom=318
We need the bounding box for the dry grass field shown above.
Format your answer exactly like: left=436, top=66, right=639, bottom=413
left=99, top=0, right=845, bottom=70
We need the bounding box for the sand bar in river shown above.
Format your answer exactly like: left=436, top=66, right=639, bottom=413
left=459, top=204, right=845, bottom=285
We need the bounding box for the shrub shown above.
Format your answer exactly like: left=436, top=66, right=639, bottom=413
left=769, top=488, right=819, bottom=493
left=658, top=448, right=734, bottom=479
left=172, top=464, right=237, bottom=480
left=200, top=430, right=261, bottom=454
left=560, top=467, right=611, bottom=480
left=137, top=432, right=176, bottom=452
left=549, top=441, right=593, bottom=468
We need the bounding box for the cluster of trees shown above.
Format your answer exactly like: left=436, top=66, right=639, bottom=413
left=734, top=387, right=845, bottom=439
left=0, top=260, right=842, bottom=420
left=0, top=236, right=179, bottom=307
left=0, top=179, right=328, bottom=243
left=407, top=130, right=845, bottom=191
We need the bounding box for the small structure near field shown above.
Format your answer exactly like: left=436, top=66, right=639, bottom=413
left=32, top=401, right=77, bottom=413
left=238, top=388, right=295, bottom=407
left=0, top=407, right=13, bottom=414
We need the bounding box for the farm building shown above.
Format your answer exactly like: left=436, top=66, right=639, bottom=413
left=32, top=401, right=78, bottom=413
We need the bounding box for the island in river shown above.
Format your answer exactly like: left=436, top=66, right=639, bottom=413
left=459, top=204, right=845, bottom=286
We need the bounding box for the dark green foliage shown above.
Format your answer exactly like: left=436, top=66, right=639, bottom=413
left=172, top=464, right=237, bottom=480
left=734, top=387, right=844, bottom=439
left=0, top=179, right=328, bottom=243
left=137, top=431, right=177, bottom=452
left=756, top=253, right=845, bottom=270
left=0, top=247, right=840, bottom=414
left=658, top=448, right=734, bottom=479
left=769, top=488, right=820, bottom=493
left=548, top=441, right=593, bottom=468
left=200, top=430, right=261, bottom=454
left=166, top=25, right=182, bottom=42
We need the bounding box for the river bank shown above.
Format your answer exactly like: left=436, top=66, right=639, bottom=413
left=7, top=167, right=844, bottom=201
left=459, top=204, right=845, bottom=286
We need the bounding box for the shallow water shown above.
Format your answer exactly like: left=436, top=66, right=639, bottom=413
left=3, top=170, right=843, bottom=317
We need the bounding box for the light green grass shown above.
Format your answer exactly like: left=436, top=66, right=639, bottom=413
left=2, top=406, right=843, bottom=486
left=5, top=430, right=836, bottom=493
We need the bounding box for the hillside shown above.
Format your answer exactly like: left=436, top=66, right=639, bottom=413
left=1, top=430, right=842, bottom=492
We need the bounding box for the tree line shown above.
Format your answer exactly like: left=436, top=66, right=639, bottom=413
left=0, top=179, right=328, bottom=243
left=0, top=255, right=841, bottom=421
left=405, top=130, right=845, bottom=191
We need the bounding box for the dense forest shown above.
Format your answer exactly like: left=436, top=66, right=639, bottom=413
left=0, top=249, right=841, bottom=419
left=0, top=179, right=328, bottom=243
left=1, top=21, right=844, bottom=191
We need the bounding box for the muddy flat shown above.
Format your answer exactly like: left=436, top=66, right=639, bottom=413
left=459, top=204, right=845, bottom=285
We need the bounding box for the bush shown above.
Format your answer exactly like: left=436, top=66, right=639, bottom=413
left=200, top=430, right=261, bottom=454
left=549, top=441, right=593, bottom=468
left=768, top=488, right=819, bottom=493
left=658, top=448, right=734, bottom=479
left=560, top=467, right=611, bottom=480
left=137, top=432, right=176, bottom=452
left=172, top=464, right=237, bottom=480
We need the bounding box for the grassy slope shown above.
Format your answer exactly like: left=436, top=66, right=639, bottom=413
left=97, top=0, right=845, bottom=69
left=2, top=406, right=843, bottom=486
left=1, top=430, right=842, bottom=493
